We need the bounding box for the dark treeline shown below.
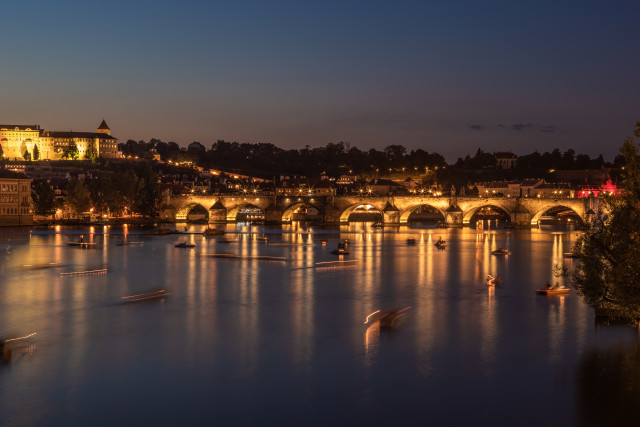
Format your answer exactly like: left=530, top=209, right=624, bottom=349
left=118, top=139, right=446, bottom=177
left=32, top=163, right=161, bottom=219
left=118, top=139, right=621, bottom=177
left=455, top=148, right=623, bottom=170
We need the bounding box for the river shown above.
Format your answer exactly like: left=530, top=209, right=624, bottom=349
left=0, top=224, right=637, bottom=426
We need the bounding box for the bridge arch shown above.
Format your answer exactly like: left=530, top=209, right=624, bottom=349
left=175, top=202, right=210, bottom=222
left=530, top=204, right=584, bottom=226
left=226, top=203, right=265, bottom=222
left=281, top=202, right=321, bottom=223
left=399, top=204, right=446, bottom=224
left=463, top=203, right=512, bottom=227
left=339, top=203, right=383, bottom=223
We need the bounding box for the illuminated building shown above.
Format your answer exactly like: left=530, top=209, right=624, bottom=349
left=576, top=178, right=619, bottom=198
left=0, top=175, right=32, bottom=225
left=0, top=120, right=118, bottom=160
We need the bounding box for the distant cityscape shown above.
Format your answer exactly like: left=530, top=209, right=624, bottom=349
left=0, top=120, right=623, bottom=227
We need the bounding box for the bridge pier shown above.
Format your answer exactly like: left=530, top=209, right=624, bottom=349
left=445, top=204, right=463, bottom=227
left=511, top=203, right=532, bottom=228
left=265, top=204, right=284, bottom=224
left=209, top=200, right=228, bottom=224
left=322, top=205, right=342, bottom=223
left=383, top=202, right=400, bottom=225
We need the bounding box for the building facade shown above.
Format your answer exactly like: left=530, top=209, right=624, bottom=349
left=0, top=176, right=32, bottom=225
left=0, top=120, right=118, bottom=160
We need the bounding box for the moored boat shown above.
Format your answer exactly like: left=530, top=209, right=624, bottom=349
left=203, top=227, right=224, bottom=237
left=174, top=242, right=195, bottom=248
left=491, top=248, right=510, bottom=255
left=121, top=289, right=170, bottom=303
left=536, top=285, right=570, bottom=295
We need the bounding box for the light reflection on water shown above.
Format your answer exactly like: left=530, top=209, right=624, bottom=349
left=0, top=224, right=638, bottom=425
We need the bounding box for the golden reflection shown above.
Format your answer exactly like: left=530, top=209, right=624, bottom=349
left=413, top=233, right=437, bottom=376
left=551, top=234, right=564, bottom=288
left=237, top=237, right=259, bottom=377
left=475, top=233, right=498, bottom=283
left=289, top=239, right=314, bottom=369
left=480, top=268, right=497, bottom=366
left=547, top=294, right=566, bottom=364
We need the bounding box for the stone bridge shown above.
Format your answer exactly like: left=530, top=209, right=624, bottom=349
left=159, top=194, right=600, bottom=228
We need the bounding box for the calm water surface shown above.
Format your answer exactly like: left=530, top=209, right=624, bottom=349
left=0, top=224, right=638, bottom=426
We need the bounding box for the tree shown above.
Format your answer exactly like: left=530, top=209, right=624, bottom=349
left=571, top=122, right=640, bottom=322
left=23, top=148, right=31, bottom=161
left=0, top=143, right=3, bottom=159
left=32, top=180, right=56, bottom=217
left=33, top=144, right=40, bottom=161
left=66, top=177, right=90, bottom=216
left=62, top=142, right=79, bottom=160
left=132, top=165, right=160, bottom=218
left=85, top=142, right=97, bottom=161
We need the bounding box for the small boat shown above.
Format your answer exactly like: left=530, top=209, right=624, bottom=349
left=144, top=228, right=176, bottom=235
left=563, top=252, right=579, bottom=259
left=218, top=237, right=240, bottom=244
left=1, top=332, right=37, bottom=363
left=203, top=253, right=286, bottom=261
left=407, top=238, right=416, bottom=245
left=331, top=247, right=350, bottom=255
left=68, top=241, right=96, bottom=248
left=491, top=248, right=510, bottom=255
left=371, top=221, right=384, bottom=229
left=321, top=239, right=328, bottom=246
left=364, top=307, right=411, bottom=329
left=434, top=237, right=447, bottom=248
left=536, top=285, right=570, bottom=295
left=203, top=227, right=225, bottom=237
left=174, top=242, right=195, bottom=248
left=331, top=242, right=350, bottom=255
left=121, top=289, right=170, bottom=303
left=486, top=274, right=502, bottom=286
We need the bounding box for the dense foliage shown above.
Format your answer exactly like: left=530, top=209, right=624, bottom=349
left=32, top=180, right=57, bottom=216
left=572, top=123, right=640, bottom=322
left=117, top=137, right=616, bottom=179
left=62, top=142, right=79, bottom=160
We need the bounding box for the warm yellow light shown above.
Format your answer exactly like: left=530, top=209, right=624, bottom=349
left=364, top=310, right=381, bottom=324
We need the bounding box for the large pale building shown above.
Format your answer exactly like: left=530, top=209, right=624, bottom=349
left=0, top=120, right=118, bottom=160
left=0, top=173, right=32, bottom=226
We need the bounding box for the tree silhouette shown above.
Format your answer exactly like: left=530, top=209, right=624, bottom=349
left=571, top=122, right=640, bottom=322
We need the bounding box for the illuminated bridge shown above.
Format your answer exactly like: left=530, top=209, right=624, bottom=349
left=161, top=194, right=600, bottom=228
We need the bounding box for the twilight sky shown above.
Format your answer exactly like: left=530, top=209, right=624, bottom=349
left=1, top=0, right=638, bottom=161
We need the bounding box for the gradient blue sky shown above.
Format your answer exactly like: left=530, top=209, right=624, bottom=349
left=2, top=0, right=638, bottom=161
